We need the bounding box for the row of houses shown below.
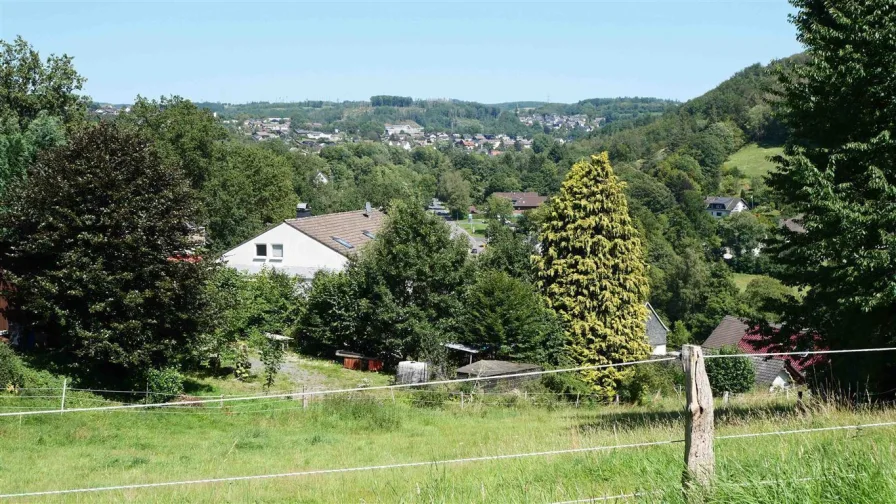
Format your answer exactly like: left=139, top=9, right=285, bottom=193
left=518, top=113, right=603, bottom=131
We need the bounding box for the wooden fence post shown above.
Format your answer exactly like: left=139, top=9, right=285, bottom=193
left=60, top=378, right=67, bottom=413
left=681, top=344, right=714, bottom=490
left=302, top=385, right=308, bottom=410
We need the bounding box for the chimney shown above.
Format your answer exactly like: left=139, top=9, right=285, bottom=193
left=296, top=202, right=312, bottom=219
left=364, top=202, right=372, bottom=217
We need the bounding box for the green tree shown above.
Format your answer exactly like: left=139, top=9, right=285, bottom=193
left=203, top=143, right=296, bottom=250
left=717, top=211, right=767, bottom=273
left=484, top=194, right=514, bottom=222
left=0, top=112, right=66, bottom=198
left=767, top=0, right=896, bottom=391
left=740, top=276, right=793, bottom=324
left=437, top=170, right=472, bottom=219
left=479, top=220, right=536, bottom=282
left=534, top=153, right=652, bottom=399
left=299, top=200, right=471, bottom=366
left=121, top=96, right=227, bottom=191
left=705, top=346, right=755, bottom=394
left=0, top=36, right=88, bottom=126
left=461, top=270, right=562, bottom=364
left=0, top=123, right=215, bottom=387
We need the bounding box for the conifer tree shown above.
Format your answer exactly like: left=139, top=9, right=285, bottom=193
left=535, top=153, right=651, bottom=400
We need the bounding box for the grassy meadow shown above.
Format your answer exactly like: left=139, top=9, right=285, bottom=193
left=1, top=360, right=895, bottom=503
left=723, top=143, right=784, bottom=179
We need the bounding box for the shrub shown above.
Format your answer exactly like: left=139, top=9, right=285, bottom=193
left=705, top=345, right=755, bottom=394
left=260, top=338, right=284, bottom=390
left=145, top=368, right=185, bottom=403
left=409, top=388, right=451, bottom=409
left=234, top=343, right=251, bottom=381
left=0, top=344, right=25, bottom=390
left=620, top=361, right=685, bottom=404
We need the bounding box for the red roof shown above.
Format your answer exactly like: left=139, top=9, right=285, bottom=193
left=704, top=315, right=825, bottom=378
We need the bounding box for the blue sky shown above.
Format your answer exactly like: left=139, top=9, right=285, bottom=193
left=1, top=1, right=802, bottom=104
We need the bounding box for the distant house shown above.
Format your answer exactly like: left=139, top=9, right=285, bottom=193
left=702, top=315, right=819, bottom=390
left=645, top=302, right=669, bottom=356
left=384, top=122, right=423, bottom=136
left=705, top=197, right=748, bottom=218
left=489, top=191, right=548, bottom=214
left=221, top=204, right=385, bottom=280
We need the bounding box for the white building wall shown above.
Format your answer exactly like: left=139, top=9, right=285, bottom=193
left=651, top=344, right=667, bottom=356
left=221, top=223, right=348, bottom=279
left=769, top=371, right=793, bottom=391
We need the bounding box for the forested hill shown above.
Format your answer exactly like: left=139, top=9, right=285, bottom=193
left=574, top=53, right=806, bottom=163
left=176, top=96, right=677, bottom=138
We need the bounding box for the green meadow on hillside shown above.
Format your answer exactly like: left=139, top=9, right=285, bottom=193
left=724, top=143, right=784, bottom=179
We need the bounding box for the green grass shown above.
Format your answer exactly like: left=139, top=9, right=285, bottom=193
left=2, top=382, right=896, bottom=503
left=724, top=143, right=784, bottom=179
left=732, top=273, right=763, bottom=292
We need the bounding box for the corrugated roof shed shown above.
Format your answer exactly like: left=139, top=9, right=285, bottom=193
left=455, top=360, right=541, bottom=377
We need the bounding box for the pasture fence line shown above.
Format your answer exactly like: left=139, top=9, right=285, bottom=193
left=0, top=439, right=685, bottom=499
left=0, top=357, right=676, bottom=417
left=2, top=421, right=895, bottom=500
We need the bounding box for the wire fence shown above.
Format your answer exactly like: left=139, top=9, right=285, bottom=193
left=1, top=420, right=894, bottom=500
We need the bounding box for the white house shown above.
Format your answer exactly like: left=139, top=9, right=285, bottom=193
left=221, top=205, right=386, bottom=280
left=645, top=302, right=669, bottom=356
left=705, top=196, right=748, bottom=218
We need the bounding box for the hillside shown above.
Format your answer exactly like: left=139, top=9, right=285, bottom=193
left=724, top=143, right=783, bottom=179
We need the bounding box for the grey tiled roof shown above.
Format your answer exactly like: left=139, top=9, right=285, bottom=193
left=750, top=356, right=788, bottom=386
left=285, top=209, right=386, bottom=256
left=703, top=315, right=749, bottom=349
left=645, top=302, right=668, bottom=347
left=490, top=192, right=548, bottom=208
left=704, top=196, right=747, bottom=211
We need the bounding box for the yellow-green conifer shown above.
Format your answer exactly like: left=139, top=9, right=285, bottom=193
left=535, top=153, right=651, bottom=400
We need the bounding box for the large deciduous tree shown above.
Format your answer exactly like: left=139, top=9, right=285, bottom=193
left=0, top=123, right=215, bottom=386
left=767, top=0, right=896, bottom=391
left=0, top=36, right=88, bottom=126
left=535, top=153, right=651, bottom=399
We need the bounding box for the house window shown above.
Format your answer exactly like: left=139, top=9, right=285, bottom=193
left=362, top=230, right=376, bottom=240
left=332, top=237, right=354, bottom=249
left=272, top=244, right=283, bottom=258
left=255, top=244, right=267, bottom=257
left=716, top=212, right=723, bottom=217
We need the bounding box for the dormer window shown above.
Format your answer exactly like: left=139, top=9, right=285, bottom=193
left=255, top=244, right=267, bottom=257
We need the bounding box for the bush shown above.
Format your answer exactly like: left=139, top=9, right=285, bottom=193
left=409, top=388, right=451, bottom=409
left=260, top=338, right=284, bottom=390
left=705, top=346, right=755, bottom=394
left=0, top=344, right=25, bottom=390
left=234, top=343, right=251, bottom=381
left=145, top=368, right=185, bottom=403
left=620, top=361, right=685, bottom=404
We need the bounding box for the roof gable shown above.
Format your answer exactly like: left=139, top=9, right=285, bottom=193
left=285, top=209, right=386, bottom=257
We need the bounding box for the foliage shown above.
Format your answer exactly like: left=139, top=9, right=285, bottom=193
left=0, top=36, right=89, bottom=126
left=0, top=112, right=66, bottom=198
left=438, top=170, right=472, bottom=219
left=740, top=276, right=794, bottom=324
left=483, top=195, right=514, bottom=222
left=202, top=142, right=296, bottom=250
left=478, top=221, right=536, bottom=282
left=299, top=200, right=471, bottom=366
left=535, top=153, right=652, bottom=400
left=234, top=343, right=252, bottom=381
left=260, top=338, right=285, bottom=390
left=460, top=270, right=563, bottom=364
left=766, top=0, right=896, bottom=392
left=0, top=344, right=25, bottom=390
left=204, top=267, right=302, bottom=366
left=705, top=346, right=755, bottom=394
left=0, top=123, right=215, bottom=387
left=717, top=211, right=769, bottom=273
left=145, top=368, right=185, bottom=403
left=619, top=361, right=685, bottom=404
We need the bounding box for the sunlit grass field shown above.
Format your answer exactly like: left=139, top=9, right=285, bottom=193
left=724, top=143, right=784, bottom=179
left=1, top=376, right=895, bottom=503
